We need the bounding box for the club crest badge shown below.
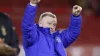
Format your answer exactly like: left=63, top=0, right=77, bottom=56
left=55, top=36, right=61, bottom=43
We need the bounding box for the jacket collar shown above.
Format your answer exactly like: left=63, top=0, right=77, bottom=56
left=53, top=30, right=59, bottom=36
left=36, top=24, right=60, bottom=35
left=36, top=24, right=50, bottom=34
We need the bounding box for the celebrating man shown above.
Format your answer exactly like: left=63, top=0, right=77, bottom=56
left=22, top=0, right=82, bottom=56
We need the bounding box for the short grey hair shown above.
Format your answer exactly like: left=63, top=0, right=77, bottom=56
left=39, top=12, right=57, bottom=22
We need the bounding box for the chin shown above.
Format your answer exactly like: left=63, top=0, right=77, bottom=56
left=50, top=31, right=55, bottom=34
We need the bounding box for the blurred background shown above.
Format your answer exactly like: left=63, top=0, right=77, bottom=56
left=0, top=0, right=100, bottom=56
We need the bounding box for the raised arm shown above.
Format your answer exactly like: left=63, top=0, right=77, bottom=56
left=22, top=0, right=40, bottom=47
left=60, top=5, right=82, bottom=48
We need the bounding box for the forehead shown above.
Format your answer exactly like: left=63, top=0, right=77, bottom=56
left=42, top=16, right=57, bottom=23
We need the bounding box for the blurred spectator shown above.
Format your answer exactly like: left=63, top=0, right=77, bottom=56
left=96, top=0, right=100, bottom=16
left=77, top=0, right=94, bottom=16
left=0, top=12, right=20, bottom=55
left=77, top=0, right=93, bottom=9
left=0, top=38, right=16, bottom=56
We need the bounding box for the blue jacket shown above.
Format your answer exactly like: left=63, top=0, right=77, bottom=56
left=22, top=3, right=82, bottom=56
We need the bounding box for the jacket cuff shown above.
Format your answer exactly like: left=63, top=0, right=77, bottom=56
left=30, top=2, right=37, bottom=6
left=71, top=14, right=82, bottom=20
left=72, top=14, right=80, bottom=17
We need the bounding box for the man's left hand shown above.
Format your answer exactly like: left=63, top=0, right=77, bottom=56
left=72, top=5, right=82, bottom=16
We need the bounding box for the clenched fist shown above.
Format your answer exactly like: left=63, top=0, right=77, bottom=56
left=72, top=5, right=82, bottom=16
left=30, top=0, right=40, bottom=4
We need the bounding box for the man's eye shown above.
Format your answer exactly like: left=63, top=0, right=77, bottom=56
left=53, top=24, right=56, bottom=26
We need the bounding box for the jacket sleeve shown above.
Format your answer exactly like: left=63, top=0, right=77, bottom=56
left=22, top=3, right=38, bottom=47
left=59, top=14, right=82, bottom=48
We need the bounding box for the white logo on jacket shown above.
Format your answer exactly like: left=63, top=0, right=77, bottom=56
left=55, top=36, right=61, bottom=43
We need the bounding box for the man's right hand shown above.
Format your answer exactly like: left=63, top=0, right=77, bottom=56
left=0, top=38, right=4, bottom=44
left=30, top=0, right=40, bottom=4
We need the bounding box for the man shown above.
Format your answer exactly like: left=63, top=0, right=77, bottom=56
left=22, top=0, right=82, bottom=56
left=0, top=12, right=20, bottom=55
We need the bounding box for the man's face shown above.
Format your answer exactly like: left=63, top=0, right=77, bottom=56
left=39, top=16, right=57, bottom=33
